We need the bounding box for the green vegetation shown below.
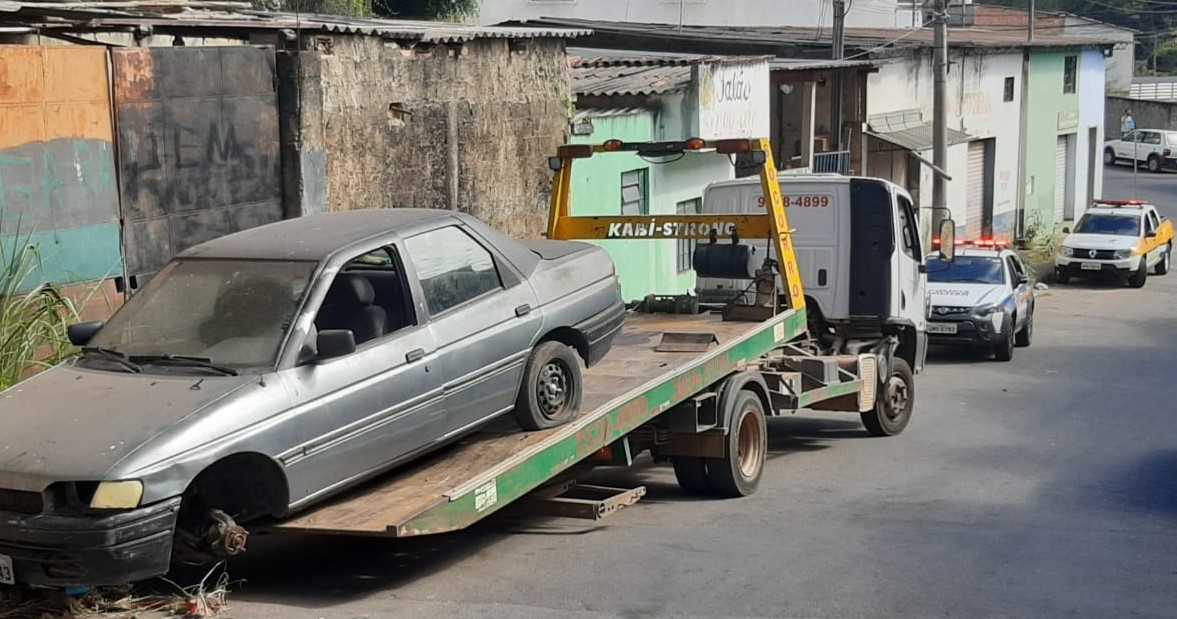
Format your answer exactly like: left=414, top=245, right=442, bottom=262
left=981, top=0, right=1177, bottom=75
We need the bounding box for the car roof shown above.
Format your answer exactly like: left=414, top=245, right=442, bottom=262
left=178, top=208, right=464, bottom=262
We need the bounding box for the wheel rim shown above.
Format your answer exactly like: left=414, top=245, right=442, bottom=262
left=884, top=375, right=909, bottom=421
left=536, top=360, right=571, bottom=419
left=736, top=405, right=764, bottom=478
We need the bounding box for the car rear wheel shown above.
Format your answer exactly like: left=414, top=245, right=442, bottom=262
left=513, top=341, right=583, bottom=431
left=1128, top=256, right=1148, bottom=288
left=1148, top=155, right=1162, bottom=173
left=1154, top=244, right=1171, bottom=275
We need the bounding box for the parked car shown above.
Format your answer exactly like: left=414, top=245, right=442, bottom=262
left=0, top=208, right=625, bottom=588
left=1104, top=129, right=1177, bottom=173
left=925, top=240, right=1035, bottom=362
left=1054, top=199, right=1173, bottom=287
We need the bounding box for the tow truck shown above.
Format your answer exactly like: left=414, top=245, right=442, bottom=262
left=255, top=137, right=952, bottom=542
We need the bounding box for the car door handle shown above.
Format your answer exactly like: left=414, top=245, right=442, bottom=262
left=515, top=304, right=531, bottom=317
left=406, top=348, right=425, bottom=363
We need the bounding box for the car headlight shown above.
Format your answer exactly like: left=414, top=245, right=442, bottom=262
left=90, top=480, right=144, bottom=509
left=973, top=304, right=1000, bottom=317
left=1061, top=246, right=1076, bottom=257
left=1113, top=249, right=1132, bottom=260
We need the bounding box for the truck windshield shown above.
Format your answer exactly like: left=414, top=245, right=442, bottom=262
left=927, top=256, right=1005, bottom=285
left=84, top=259, right=316, bottom=373
left=1074, top=214, right=1140, bottom=236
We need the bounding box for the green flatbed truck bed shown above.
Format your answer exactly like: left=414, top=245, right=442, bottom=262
left=271, top=309, right=812, bottom=538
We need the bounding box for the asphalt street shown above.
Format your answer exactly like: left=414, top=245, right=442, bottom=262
left=215, top=165, right=1177, bottom=619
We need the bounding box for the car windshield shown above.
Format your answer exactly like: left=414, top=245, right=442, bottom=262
left=1074, top=214, right=1140, bottom=236
left=85, top=259, right=316, bottom=373
left=927, top=255, right=1005, bottom=285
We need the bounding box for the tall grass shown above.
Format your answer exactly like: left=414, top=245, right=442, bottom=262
left=0, top=225, right=101, bottom=391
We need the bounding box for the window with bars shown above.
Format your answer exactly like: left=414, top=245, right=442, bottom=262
left=621, top=169, right=648, bottom=216
left=1063, top=56, right=1077, bottom=94
left=676, top=197, right=701, bottom=272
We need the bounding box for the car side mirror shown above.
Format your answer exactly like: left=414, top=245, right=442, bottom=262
left=316, top=329, right=356, bottom=360
left=67, top=320, right=105, bottom=347
left=1018, top=275, right=1030, bottom=285
left=1146, top=230, right=1158, bottom=238
left=937, top=218, right=956, bottom=262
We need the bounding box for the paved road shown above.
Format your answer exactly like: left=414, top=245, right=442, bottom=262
left=215, top=168, right=1177, bottom=619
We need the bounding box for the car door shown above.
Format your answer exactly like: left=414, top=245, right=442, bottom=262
left=1114, top=131, right=1135, bottom=159
left=401, top=223, right=542, bottom=438
left=1005, top=254, right=1031, bottom=330
left=1143, top=209, right=1162, bottom=267
left=894, top=191, right=928, bottom=371
left=279, top=244, right=446, bottom=506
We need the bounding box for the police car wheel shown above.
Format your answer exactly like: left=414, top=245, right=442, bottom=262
left=1128, top=257, right=1148, bottom=289
left=1015, top=307, right=1033, bottom=348
left=1055, top=267, right=1071, bottom=284
left=993, top=317, right=1014, bottom=362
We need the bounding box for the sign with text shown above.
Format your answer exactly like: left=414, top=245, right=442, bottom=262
left=696, top=60, right=770, bottom=140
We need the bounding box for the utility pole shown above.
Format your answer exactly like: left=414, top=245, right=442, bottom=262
left=831, top=0, right=846, bottom=153
left=932, top=0, right=949, bottom=237
left=1028, top=0, right=1035, bottom=42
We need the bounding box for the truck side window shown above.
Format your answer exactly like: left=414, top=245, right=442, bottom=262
left=896, top=195, right=922, bottom=261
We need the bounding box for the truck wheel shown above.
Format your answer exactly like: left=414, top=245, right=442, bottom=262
left=513, top=341, right=583, bottom=431
left=671, top=457, right=714, bottom=496
left=861, top=358, right=914, bottom=437
left=993, top=316, right=1014, bottom=362
left=1148, top=155, right=1162, bottom=173
left=705, top=390, right=766, bottom=498
left=1103, top=148, right=1115, bottom=165
left=1015, top=306, right=1034, bottom=348
left=1154, top=244, right=1171, bottom=275
left=1128, top=257, right=1148, bottom=288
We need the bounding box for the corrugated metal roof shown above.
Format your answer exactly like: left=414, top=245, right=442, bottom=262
left=866, top=108, right=973, bottom=151
left=572, top=63, right=692, bottom=97
left=0, top=2, right=590, bottom=43
left=568, top=46, right=771, bottom=67
left=769, top=58, right=878, bottom=71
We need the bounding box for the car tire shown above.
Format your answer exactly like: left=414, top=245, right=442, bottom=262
left=1128, top=256, right=1148, bottom=288
left=671, top=457, right=714, bottom=496
left=704, top=390, right=767, bottom=498
left=1154, top=244, right=1171, bottom=275
left=1148, top=155, right=1162, bottom=173
left=1015, top=305, right=1033, bottom=347
left=993, top=316, right=1014, bottom=362
left=1104, top=148, right=1116, bottom=165
left=513, top=341, right=583, bottom=431
left=862, top=358, right=914, bottom=437
left=1055, top=268, right=1071, bottom=284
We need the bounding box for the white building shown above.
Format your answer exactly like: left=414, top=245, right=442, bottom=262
left=477, top=0, right=903, bottom=28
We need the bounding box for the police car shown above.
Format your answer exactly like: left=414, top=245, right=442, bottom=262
left=1054, top=199, right=1173, bottom=288
left=926, top=240, right=1035, bottom=362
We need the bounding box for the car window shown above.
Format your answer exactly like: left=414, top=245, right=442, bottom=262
left=1165, top=132, right=1177, bottom=145
left=1145, top=212, right=1158, bottom=234
left=927, top=255, right=1004, bottom=285
left=404, top=225, right=504, bottom=316
left=307, top=245, right=418, bottom=351
left=1145, top=132, right=1163, bottom=145
left=1004, top=256, right=1023, bottom=285
left=1074, top=214, right=1140, bottom=236
left=86, top=259, right=316, bottom=372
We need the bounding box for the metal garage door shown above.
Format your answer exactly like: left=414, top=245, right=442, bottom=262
left=1054, top=135, right=1069, bottom=225
left=966, top=140, right=986, bottom=238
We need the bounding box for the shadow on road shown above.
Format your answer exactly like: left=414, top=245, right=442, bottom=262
left=1092, top=449, right=1177, bottom=517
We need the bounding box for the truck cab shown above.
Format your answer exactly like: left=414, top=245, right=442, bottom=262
left=698, top=175, right=929, bottom=374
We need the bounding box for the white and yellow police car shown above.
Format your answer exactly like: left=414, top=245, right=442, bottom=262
left=1054, top=199, right=1173, bottom=288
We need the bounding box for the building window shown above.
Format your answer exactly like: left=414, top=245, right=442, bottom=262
left=621, top=169, right=648, bottom=216
left=676, top=198, right=700, bottom=272
left=1063, top=55, right=1077, bottom=94
left=1003, top=77, right=1015, bottom=102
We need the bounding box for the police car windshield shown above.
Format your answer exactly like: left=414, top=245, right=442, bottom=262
left=927, top=256, right=1004, bottom=285
left=1074, top=214, right=1139, bottom=236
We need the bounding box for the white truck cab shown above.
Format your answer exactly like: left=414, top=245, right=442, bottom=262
left=698, top=175, right=929, bottom=374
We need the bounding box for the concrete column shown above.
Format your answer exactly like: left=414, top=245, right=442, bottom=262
left=800, top=81, right=817, bottom=171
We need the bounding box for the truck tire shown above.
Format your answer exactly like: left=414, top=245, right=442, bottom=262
left=671, top=457, right=713, bottom=496
left=1104, top=148, right=1115, bottom=165
left=1128, top=256, right=1148, bottom=288
left=1015, top=305, right=1034, bottom=348
left=513, top=341, right=583, bottom=431
left=704, top=390, right=767, bottom=498
left=861, top=358, right=914, bottom=437
left=993, top=316, right=1014, bottom=362
left=1154, top=244, right=1171, bottom=275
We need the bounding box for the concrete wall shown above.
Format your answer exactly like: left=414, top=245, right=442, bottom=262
left=289, top=35, right=572, bottom=239
left=1076, top=49, right=1106, bottom=216
left=1105, top=95, right=1177, bottom=138
left=1023, top=51, right=1081, bottom=239
left=478, top=0, right=901, bottom=28
left=867, top=49, right=1024, bottom=240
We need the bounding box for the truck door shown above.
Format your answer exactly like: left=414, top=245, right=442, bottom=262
left=894, top=191, right=928, bottom=371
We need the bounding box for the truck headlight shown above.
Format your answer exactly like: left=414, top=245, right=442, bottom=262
left=90, top=480, right=144, bottom=509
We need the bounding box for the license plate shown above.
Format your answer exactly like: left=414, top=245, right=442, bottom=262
left=927, top=322, right=957, bottom=334
left=1080, top=262, right=1103, bottom=271
left=0, top=553, right=13, bottom=585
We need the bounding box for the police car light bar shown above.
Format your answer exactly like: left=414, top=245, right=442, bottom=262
left=932, top=237, right=1007, bottom=248
left=1093, top=199, right=1145, bottom=208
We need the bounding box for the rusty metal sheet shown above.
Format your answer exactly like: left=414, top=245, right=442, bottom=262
left=111, top=46, right=282, bottom=282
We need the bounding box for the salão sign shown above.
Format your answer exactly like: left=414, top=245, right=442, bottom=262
left=695, top=59, right=770, bottom=140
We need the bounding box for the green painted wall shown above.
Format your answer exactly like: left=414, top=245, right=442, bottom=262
left=570, top=110, right=735, bottom=302
left=1023, top=51, right=1081, bottom=240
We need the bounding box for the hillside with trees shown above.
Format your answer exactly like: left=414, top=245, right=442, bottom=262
left=981, top=0, right=1177, bottom=75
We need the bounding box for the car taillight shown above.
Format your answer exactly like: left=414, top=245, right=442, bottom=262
left=1165, top=148, right=1172, bottom=157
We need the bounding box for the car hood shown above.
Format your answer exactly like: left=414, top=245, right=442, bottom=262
left=0, top=364, right=254, bottom=492
left=928, top=283, right=1006, bottom=308
left=1063, top=233, right=1137, bottom=250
